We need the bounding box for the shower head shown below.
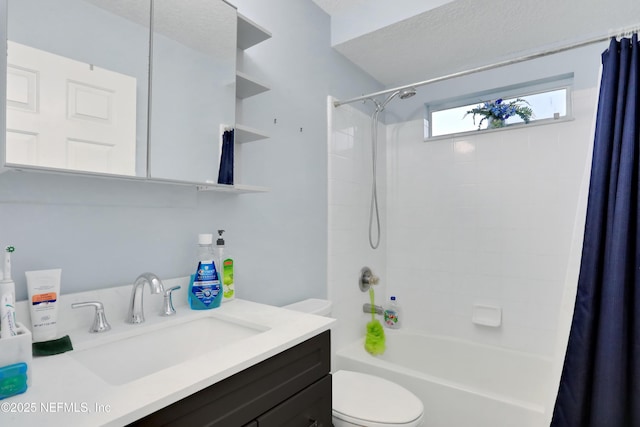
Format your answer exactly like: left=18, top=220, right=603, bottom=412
left=374, top=87, right=417, bottom=111
left=399, top=88, right=417, bottom=99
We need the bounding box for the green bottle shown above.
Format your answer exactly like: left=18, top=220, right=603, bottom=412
left=216, top=230, right=235, bottom=302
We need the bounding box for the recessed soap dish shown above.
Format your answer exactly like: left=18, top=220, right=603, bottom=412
left=472, top=304, right=502, bottom=327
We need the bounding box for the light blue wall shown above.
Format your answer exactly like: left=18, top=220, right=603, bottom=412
left=0, top=0, right=382, bottom=304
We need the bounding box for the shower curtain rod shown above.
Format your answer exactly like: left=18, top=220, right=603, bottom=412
left=333, top=24, right=640, bottom=108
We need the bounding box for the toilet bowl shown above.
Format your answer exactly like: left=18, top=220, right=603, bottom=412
left=283, top=299, right=425, bottom=427
left=332, top=370, right=424, bottom=427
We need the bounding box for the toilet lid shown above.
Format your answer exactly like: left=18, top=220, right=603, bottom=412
left=332, top=370, right=424, bottom=425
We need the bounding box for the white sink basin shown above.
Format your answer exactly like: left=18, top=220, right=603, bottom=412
left=70, top=316, right=267, bottom=385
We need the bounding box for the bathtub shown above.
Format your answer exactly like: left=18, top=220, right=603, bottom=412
left=334, top=329, right=553, bottom=427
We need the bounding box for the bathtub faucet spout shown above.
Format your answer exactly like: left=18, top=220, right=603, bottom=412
left=363, top=303, right=383, bottom=315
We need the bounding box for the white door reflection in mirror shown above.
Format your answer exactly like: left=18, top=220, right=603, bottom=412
left=6, top=41, right=137, bottom=175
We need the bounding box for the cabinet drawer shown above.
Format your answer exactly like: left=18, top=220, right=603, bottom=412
left=257, top=375, right=332, bottom=427
left=130, top=330, right=330, bottom=427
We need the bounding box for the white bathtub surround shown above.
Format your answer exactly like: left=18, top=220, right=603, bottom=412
left=327, top=97, right=388, bottom=352
left=5, top=280, right=334, bottom=426
left=335, top=329, right=552, bottom=427
left=385, top=87, right=596, bottom=357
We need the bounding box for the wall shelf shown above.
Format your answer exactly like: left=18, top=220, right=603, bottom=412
left=237, top=13, right=272, bottom=50
left=196, top=183, right=269, bottom=193
left=235, top=124, right=269, bottom=143
left=236, top=71, right=270, bottom=99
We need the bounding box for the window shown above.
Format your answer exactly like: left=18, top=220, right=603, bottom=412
left=425, top=77, right=572, bottom=139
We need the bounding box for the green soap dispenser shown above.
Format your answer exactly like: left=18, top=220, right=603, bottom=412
left=216, top=230, right=235, bottom=302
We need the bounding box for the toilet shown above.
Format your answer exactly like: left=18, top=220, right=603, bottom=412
left=283, top=299, right=424, bottom=427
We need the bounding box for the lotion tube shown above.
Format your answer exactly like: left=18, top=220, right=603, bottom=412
left=25, top=269, right=61, bottom=342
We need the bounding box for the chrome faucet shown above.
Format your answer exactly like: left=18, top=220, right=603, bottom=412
left=126, top=272, right=165, bottom=324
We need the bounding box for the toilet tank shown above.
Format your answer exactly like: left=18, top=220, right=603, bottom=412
left=283, top=298, right=332, bottom=316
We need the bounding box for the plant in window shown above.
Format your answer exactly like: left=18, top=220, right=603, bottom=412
left=465, top=98, right=533, bottom=129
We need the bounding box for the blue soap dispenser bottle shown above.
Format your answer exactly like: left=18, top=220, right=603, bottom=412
left=188, top=233, right=222, bottom=310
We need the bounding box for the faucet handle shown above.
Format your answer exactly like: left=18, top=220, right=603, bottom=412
left=359, top=267, right=380, bottom=292
left=72, top=301, right=111, bottom=333
left=161, top=286, right=181, bottom=316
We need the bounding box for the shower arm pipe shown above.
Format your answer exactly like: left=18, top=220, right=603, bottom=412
left=333, top=24, right=640, bottom=108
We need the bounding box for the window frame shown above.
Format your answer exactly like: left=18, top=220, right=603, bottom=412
left=424, top=74, right=574, bottom=140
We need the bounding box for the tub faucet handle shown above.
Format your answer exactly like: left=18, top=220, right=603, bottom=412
left=72, top=301, right=111, bottom=333
left=359, top=267, right=380, bottom=291
left=161, top=286, right=181, bottom=316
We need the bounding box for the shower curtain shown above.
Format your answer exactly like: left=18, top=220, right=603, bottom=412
left=551, top=34, right=640, bottom=426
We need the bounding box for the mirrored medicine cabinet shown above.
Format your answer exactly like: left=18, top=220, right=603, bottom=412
left=1, top=0, right=237, bottom=186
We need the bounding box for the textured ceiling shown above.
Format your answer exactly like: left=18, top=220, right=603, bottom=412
left=83, top=0, right=235, bottom=56
left=315, top=0, right=640, bottom=87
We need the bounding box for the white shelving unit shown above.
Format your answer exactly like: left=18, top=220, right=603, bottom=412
left=235, top=13, right=271, bottom=143
left=199, top=12, right=271, bottom=193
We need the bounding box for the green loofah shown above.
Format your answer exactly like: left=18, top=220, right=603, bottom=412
left=365, top=319, right=386, bottom=355
left=364, top=287, right=386, bottom=355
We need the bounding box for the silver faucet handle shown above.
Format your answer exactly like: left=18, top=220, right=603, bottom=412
left=161, top=286, right=181, bottom=316
left=359, top=267, right=380, bottom=292
left=72, top=301, right=111, bottom=333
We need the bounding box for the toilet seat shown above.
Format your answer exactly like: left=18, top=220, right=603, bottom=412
left=332, top=370, right=424, bottom=427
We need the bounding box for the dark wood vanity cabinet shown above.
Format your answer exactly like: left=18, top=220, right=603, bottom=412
left=130, top=330, right=331, bottom=427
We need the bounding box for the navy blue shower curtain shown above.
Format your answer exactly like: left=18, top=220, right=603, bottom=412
left=551, top=34, right=640, bottom=426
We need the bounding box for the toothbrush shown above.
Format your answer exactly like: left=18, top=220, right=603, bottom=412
left=4, top=246, right=14, bottom=281
left=0, top=293, right=17, bottom=338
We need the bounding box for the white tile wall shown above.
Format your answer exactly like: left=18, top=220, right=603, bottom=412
left=385, top=87, right=597, bottom=357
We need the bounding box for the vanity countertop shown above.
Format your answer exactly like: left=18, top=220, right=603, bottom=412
left=0, top=280, right=334, bottom=427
